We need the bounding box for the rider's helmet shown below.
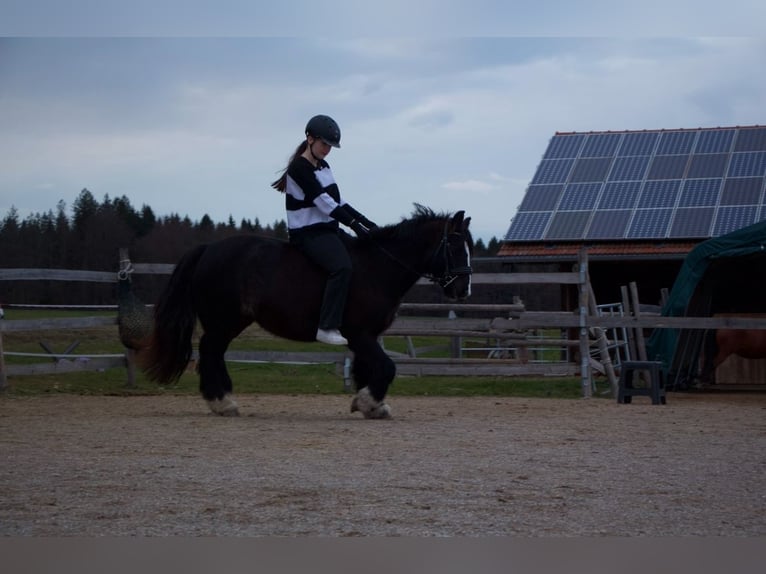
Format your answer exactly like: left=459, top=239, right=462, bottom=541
left=305, top=115, right=341, bottom=148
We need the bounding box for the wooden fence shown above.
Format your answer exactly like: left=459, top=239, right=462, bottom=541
left=4, top=248, right=766, bottom=397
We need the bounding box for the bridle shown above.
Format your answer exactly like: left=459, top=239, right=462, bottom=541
left=372, top=220, right=472, bottom=288
left=426, top=227, right=473, bottom=288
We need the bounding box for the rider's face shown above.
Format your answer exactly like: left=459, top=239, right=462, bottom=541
left=309, top=137, right=332, bottom=159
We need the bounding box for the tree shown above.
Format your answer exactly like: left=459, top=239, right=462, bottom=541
left=138, top=204, right=156, bottom=237
left=271, top=220, right=288, bottom=240
left=71, top=188, right=98, bottom=238
left=1, top=205, right=20, bottom=234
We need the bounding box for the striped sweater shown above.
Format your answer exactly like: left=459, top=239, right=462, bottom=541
left=284, top=156, right=360, bottom=239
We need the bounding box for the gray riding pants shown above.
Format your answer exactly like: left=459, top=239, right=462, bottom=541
left=292, top=232, right=352, bottom=330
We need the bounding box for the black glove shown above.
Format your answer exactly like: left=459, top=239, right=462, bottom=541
left=331, top=204, right=378, bottom=236
left=359, top=215, right=378, bottom=230
left=350, top=219, right=373, bottom=238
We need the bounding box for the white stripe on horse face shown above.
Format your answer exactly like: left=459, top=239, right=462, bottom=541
left=465, top=241, right=472, bottom=298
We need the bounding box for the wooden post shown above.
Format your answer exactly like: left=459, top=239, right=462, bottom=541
left=0, top=330, right=7, bottom=390
left=448, top=309, right=462, bottom=359
left=577, top=248, right=592, bottom=398
left=119, top=248, right=136, bottom=388
left=621, top=285, right=638, bottom=361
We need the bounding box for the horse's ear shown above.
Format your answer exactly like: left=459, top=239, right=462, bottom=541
left=451, top=211, right=465, bottom=230
left=462, top=216, right=471, bottom=231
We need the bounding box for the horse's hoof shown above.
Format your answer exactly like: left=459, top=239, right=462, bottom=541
left=350, top=388, right=392, bottom=419
left=364, top=403, right=392, bottom=419
left=207, top=395, right=240, bottom=417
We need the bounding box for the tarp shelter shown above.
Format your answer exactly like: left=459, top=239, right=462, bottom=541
left=646, top=219, right=766, bottom=388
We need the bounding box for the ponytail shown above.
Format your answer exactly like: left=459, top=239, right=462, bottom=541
left=271, top=140, right=308, bottom=192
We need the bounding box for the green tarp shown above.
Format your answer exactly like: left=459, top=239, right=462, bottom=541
left=646, top=219, right=766, bottom=371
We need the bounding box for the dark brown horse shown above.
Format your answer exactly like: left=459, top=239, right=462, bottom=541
left=140, top=206, right=473, bottom=417
left=699, top=328, right=766, bottom=383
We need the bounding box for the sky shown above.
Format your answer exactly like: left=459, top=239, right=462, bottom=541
left=1, top=1, right=765, bottom=243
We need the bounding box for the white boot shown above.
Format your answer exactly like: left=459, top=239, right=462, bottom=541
left=316, top=328, right=348, bottom=345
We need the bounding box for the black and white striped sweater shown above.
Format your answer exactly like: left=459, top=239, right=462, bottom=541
left=284, top=156, right=360, bottom=239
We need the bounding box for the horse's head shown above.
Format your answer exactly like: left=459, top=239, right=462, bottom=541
left=427, top=210, right=473, bottom=301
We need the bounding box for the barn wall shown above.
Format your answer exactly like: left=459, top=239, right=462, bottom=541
left=715, top=356, right=766, bottom=385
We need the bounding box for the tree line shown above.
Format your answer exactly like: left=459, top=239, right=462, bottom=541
left=0, top=189, right=500, bottom=305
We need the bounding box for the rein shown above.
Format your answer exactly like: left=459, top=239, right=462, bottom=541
left=369, top=220, right=472, bottom=288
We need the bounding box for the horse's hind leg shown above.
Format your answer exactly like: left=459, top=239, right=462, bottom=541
left=198, top=332, right=239, bottom=416
left=349, top=337, right=395, bottom=419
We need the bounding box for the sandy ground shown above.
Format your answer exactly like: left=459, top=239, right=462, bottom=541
left=1, top=392, right=765, bottom=536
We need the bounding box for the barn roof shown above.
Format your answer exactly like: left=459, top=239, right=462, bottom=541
left=500, top=125, right=766, bottom=260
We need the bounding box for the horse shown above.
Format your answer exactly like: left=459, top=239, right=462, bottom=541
left=699, top=328, right=766, bottom=383
left=140, top=205, right=473, bottom=418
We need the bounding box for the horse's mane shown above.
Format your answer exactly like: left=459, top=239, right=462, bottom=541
left=369, top=204, right=453, bottom=241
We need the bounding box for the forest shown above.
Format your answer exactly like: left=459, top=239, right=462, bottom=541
left=0, top=188, right=501, bottom=305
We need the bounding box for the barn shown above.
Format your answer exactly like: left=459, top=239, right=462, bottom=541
left=499, top=125, right=766, bottom=307
left=497, top=125, right=766, bottom=384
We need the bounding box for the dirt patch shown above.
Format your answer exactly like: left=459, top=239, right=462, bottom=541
left=1, top=392, right=765, bottom=536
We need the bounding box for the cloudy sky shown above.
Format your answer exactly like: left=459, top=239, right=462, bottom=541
left=1, top=1, right=765, bottom=242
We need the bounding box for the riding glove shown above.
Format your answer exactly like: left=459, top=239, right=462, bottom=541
left=331, top=204, right=378, bottom=236
left=350, top=219, right=373, bottom=238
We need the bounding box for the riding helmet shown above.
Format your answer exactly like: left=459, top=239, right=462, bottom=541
left=305, top=115, right=341, bottom=148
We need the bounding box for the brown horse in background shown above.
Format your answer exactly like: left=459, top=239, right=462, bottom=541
left=699, top=328, right=766, bottom=383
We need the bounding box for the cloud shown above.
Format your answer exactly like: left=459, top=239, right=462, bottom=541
left=442, top=179, right=496, bottom=194
left=1, top=36, right=765, bottom=244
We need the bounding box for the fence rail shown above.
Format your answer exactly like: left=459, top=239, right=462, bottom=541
left=3, top=249, right=766, bottom=396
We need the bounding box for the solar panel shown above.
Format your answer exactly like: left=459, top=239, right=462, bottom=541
left=617, top=131, right=659, bottom=156
left=586, top=210, right=631, bottom=239
left=678, top=179, right=722, bottom=207
left=720, top=177, right=763, bottom=205
left=569, top=157, right=612, bottom=183
left=712, top=206, right=757, bottom=235
left=505, top=126, right=766, bottom=241
left=727, top=151, right=766, bottom=178
left=638, top=180, right=681, bottom=209
left=734, top=127, right=766, bottom=152
left=558, top=183, right=602, bottom=211
left=597, top=181, right=641, bottom=209
left=647, top=155, right=689, bottom=179
left=530, top=158, right=575, bottom=184
left=656, top=131, right=696, bottom=155
left=518, top=184, right=564, bottom=211
left=543, top=134, right=586, bottom=159
left=668, top=207, right=715, bottom=238
left=687, top=154, right=728, bottom=178
left=504, top=211, right=552, bottom=241
left=608, top=156, right=650, bottom=181
left=546, top=211, right=591, bottom=239
left=695, top=129, right=735, bottom=153
left=627, top=209, right=673, bottom=238
left=581, top=133, right=622, bottom=158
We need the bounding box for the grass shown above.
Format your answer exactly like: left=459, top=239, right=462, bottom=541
left=1, top=309, right=590, bottom=399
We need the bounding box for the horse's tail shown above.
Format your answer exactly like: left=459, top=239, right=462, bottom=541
left=140, top=244, right=207, bottom=384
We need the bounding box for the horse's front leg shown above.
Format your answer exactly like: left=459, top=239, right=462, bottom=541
left=347, top=335, right=395, bottom=419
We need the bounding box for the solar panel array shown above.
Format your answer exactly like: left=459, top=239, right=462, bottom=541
left=505, top=126, right=766, bottom=241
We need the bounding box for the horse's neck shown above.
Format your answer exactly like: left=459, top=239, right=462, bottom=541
left=370, top=237, right=433, bottom=295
